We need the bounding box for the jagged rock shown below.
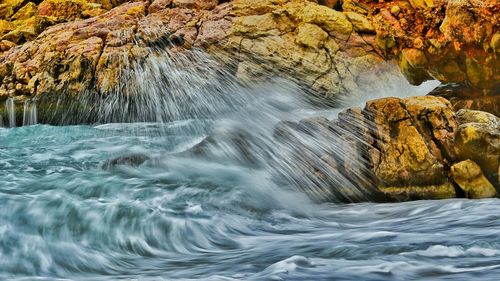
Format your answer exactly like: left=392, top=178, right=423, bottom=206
left=364, top=96, right=456, bottom=187
left=454, top=113, right=500, bottom=186
left=101, top=153, right=151, bottom=170
left=0, top=0, right=400, bottom=103
left=277, top=95, right=499, bottom=202
left=372, top=0, right=499, bottom=91
left=451, top=160, right=497, bottom=199
left=1, top=0, right=497, bottom=103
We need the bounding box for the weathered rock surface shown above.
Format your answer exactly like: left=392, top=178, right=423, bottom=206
left=0, top=0, right=497, bottom=105
left=450, top=160, right=497, bottom=199
left=370, top=0, right=499, bottom=92
left=429, top=84, right=500, bottom=116
left=454, top=109, right=500, bottom=188
left=275, top=96, right=499, bottom=202
left=0, top=0, right=398, bottom=102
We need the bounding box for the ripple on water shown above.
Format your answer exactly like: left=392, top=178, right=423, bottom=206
left=2, top=122, right=500, bottom=280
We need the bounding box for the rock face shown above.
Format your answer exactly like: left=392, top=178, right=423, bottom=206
left=2, top=0, right=497, bottom=103
left=450, top=160, right=497, bottom=199
left=455, top=109, right=500, bottom=188
left=428, top=84, right=500, bottom=115
left=371, top=0, right=499, bottom=92
left=0, top=0, right=397, bottom=103
left=0, top=0, right=127, bottom=49
left=275, top=96, right=500, bottom=202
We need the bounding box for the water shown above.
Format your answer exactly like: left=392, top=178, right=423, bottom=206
left=1, top=123, right=500, bottom=280
left=5, top=98, right=16, bottom=128
left=22, top=99, right=38, bottom=127
left=3, top=48, right=498, bottom=280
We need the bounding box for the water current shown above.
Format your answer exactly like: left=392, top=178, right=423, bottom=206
left=1, top=50, right=498, bottom=281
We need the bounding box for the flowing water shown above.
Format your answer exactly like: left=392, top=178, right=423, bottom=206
left=1, top=50, right=499, bottom=280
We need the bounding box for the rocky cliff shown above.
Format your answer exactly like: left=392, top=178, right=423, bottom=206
left=0, top=0, right=498, bottom=103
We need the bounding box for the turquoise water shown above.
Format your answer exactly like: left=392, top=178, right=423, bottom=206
left=2, top=49, right=499, bottom=280
left=2, top=122, right=500, bottom=281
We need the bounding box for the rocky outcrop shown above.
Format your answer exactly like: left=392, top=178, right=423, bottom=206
left=450, top=160, right=497, bottom=199
left=0, top=0, right=396, bottom=103
left=0, top=0, right=497, bottom=104
left=370, top=0, right=499, bottom=92
left=0, top=0, right=127, bottom=49
left=275, top=96, right=500, bottom=202
left=428, top=84, right=500, bottom=115
left=455, top=109, right=500, bottom=187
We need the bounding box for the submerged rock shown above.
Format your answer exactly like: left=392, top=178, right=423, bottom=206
left=101, top=153, right=151, bottom=170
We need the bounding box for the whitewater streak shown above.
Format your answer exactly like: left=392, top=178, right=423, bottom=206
left=4, top=48, right=439, bottom=202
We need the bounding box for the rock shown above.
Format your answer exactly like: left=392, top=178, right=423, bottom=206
left=295, top=23, right=329, bottom=49
left=456, top=109, right=499, bottom=126
left=342, top=0, right=369, bottom=15
left=378, top=182, right=457, bottom=201
left=0, top=39, right=15, bottom=53
left=345, top=12, right=375, bottom=33
left=364, top=96, right=455, bottom=187
left=372, top=0, right=499, bottom=91
left=173, top=0, right=219, bottom=10
left=454, top=121, right=500, bottom=184
left=37, top=0, right=105, bottom=20
left=149, top=0, right=173, bottom=13
left=491, top=33, right=500, bottom=52
left=275, top=95, right=499, bottom=202
left=273, top=95, right=468, bottom=202
left=0, top=0, right=497, bottom=109
left=451, top=160, right=497, bottom=199
left=408, top=0, right=434, bottom=9
left=428, top=84, right=500, bottom=116
left=390, top=5, right=401, bottom=16
left=0, top=0, right=400, bottom=102
left=11, top=2, right=37, bottom=21
left=318, top=0, right=338, bottom=8
left=101, top=153, right=151, bottom=170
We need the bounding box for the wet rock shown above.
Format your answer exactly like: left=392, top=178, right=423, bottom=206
left=101, top=153, right=151, bottom=170
left=454, top=120, right=500, bottom=187
left=456, top=109, right=499, bottom=126
left=187, top=128, right=264, bottom=167
left=451, top=160, right=497, bottom=199
left=0, top=0, right=398, bottom=101
left=278, top=95, right=499, bottom=202
left=378, top=182, right=457, bottom=201
left=364, top=96, right=453, bottom=187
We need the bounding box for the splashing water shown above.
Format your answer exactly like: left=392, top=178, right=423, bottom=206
left=2, top=49, right=494, bottom=281
left=22, top=99, right=38, bottom=126
left=5, top=98, right=16, bottom=128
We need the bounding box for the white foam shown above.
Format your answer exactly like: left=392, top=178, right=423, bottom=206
left=405, top=245, right=500, bottom=257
